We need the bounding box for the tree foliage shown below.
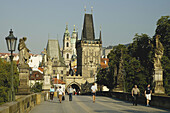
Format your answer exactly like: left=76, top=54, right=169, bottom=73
left=97, top=16, right=170, bottom=95
left=0, top=58, right=19, bottom=105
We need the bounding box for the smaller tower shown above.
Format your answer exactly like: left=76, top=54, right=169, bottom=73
left=62, top=24, right=72, bottom=68
left=71, top=25, right=78, bottom=56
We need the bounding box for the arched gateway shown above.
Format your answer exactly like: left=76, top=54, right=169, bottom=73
left=66, top=82, right=81, bottom=93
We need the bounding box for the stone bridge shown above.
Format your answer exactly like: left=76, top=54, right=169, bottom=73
left=0, top=92, right=170, bottom=113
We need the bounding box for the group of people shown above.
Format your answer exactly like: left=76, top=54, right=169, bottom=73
left=49, top=86, right=78, bottom=103
left=131, top=84, right=152, bottom=106
left=49, top=86, right=64, bottom=103
left=49, top=83, right=152, bottom=106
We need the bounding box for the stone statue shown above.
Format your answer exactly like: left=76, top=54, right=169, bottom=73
left=47, top=57, right=53, bottom=76
left=42, top=48, right=47, bottom=66
left=154, top=35, right=164, bottom=68
left=17, top=37, right=31, bottom=94
left=18, top=37, right=30, bottom=66
left=153, top=35, right=165, bottom=94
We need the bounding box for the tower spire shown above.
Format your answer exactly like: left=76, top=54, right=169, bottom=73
left=65, top=22, right=69, bottom=34
left=91, top=6, right=93, bottom=14
left=84, top=6, right=86, bottom=13
left=66, top=22, right=68, bottom=30
left=73, top=25, right=75, bottom=31
left=99, top=26, right=102, bottom=41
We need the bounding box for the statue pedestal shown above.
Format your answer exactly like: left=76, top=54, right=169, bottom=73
left=17, top=65, right=31, bottom=95
left=154, top=68, right=165, bottom=94
left=42, top=76, right=51, bottom=91
left=154, top=81, right=165, bottom=94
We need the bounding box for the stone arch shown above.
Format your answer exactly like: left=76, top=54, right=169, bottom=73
left=66, top=82, right=81, bottom=92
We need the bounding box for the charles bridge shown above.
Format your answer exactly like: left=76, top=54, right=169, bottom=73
left=0, top=91, right=170, bottom=113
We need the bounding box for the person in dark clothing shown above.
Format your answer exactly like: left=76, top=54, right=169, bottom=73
left=68, top=86, right=73, bottom=101
left=145, top=84, right=152, bottom=106
left=131, top=85, right=140, bottom=106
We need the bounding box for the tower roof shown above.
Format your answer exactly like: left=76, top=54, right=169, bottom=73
left=64, top=24, right=70, bottom=36
left=82, top=13, right=95, bottom=40
left=71, top=25, right=77, bottom=39
left=46, top=39, right=66, bottom=67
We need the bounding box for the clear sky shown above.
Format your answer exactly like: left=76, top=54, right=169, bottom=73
left=0, top=0, right=170, bottom=54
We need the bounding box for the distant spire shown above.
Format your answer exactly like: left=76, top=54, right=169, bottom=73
left=65, top=23, right=69, bottom=34
left=91, top=6, right=93, bottom=14
left=66, top=22, right=68, bottom=30
left=84, top=6, right=86, bottom=13
left=99, top=26, right=102, bottom=41
left=73, top=25, right=75, bottom=31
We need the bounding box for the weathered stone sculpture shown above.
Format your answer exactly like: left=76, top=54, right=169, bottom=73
left=113, top=49, right=124, bottom=92
left=153, top=35, right=165, bottom=94
left=42, top=49, right=51, bottom=91
left=18, top=37, right=30, bottom=66
left=17, top=37, right=30, bottom=94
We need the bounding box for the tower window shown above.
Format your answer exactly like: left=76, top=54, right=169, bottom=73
left=67, top=38, right=69, bottom=40
left=61, top=77, right=63, bottom=81
left=53, top=70, right=55, bottom=74
left=67, top=54, right=69, bottom=59
left=66, top=42, right=69, bottom=47
left=61, top=71, right=63, bottom=74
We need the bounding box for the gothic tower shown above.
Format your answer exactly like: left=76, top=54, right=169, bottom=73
left=76, top=13, right=102, bottom=83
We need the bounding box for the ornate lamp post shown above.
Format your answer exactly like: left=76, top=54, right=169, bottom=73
left=5, top=29, right=17, bottom=101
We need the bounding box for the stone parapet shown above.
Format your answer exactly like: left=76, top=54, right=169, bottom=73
left=82, top=91, right=170, bottom=110
left=0, top=92, right=48, bottom=113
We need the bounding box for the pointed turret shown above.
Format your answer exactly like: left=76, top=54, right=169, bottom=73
left=82, top=13, right=95, bottom=40
left=64, top=23, right=70, bottom=37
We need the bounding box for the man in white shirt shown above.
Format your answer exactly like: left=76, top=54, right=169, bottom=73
left=91, top=83, right=97, bottom=103
left=57, top=86, right=63, bottom=103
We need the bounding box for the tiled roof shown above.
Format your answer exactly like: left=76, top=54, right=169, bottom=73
left=100, top=58, right=109, bottom=68
left=52, top=78, right=66, bottom=84
left=38, top=67, right=44, bottom=72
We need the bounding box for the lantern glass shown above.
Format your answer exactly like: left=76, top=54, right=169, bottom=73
left=5, top=29, right=17, bottom=52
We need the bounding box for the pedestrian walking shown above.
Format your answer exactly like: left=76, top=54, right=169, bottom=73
left=62, top=89, right=65, bottom=101
left=91, top=83, right=97, bottom=103
left=68, top=86, right=73, bottom=101
left=131, top=85, right=140, bottom=106
left=49, top=86, right=55, bottom=101
left=145, top=84, right=152, bottom=106
left=57, top=86, right=63, bottom=103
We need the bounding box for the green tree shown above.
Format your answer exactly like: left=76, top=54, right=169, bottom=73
left=124, top=55, right=147, bottom=92
left=96, top=68, right=107, bottom=91
left=0, top=58, right=19, bottom=105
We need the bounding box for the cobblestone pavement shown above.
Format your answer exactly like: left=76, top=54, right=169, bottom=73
left=30, top=95, right=170, bottom=113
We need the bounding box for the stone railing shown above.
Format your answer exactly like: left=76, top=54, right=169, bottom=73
left=82, top=91, right=170, bottom=110
left=0, top=92, right=48, bottom=113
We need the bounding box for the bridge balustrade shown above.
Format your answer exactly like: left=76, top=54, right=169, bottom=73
left=0, top=92, right=48, bottom=113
